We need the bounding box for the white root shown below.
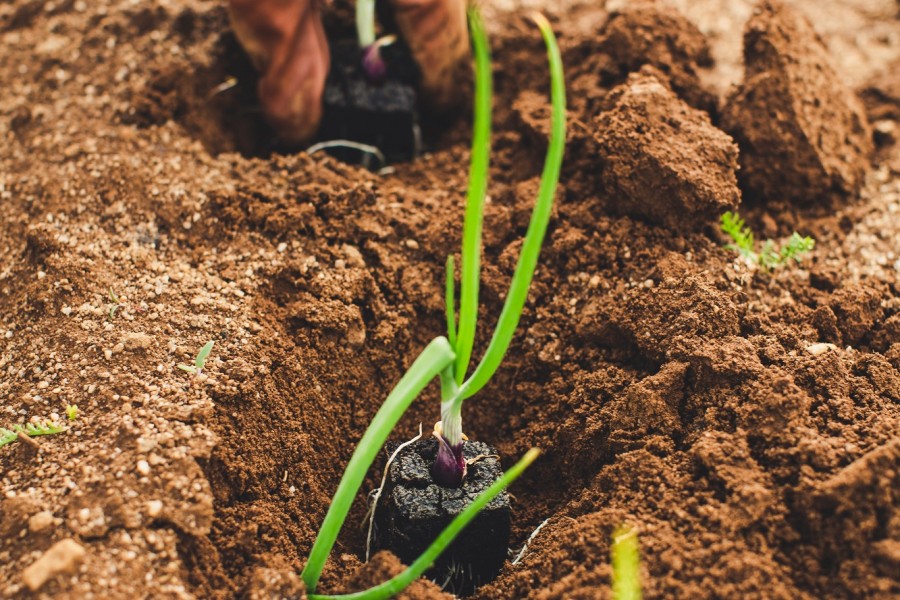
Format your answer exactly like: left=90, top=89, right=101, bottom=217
left=511, top=517, right=551, bottom=566
left=364, top=423, right=423, bottom=562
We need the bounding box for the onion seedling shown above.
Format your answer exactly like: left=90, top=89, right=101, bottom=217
left=355, top=0, right=395, bottom=82
left=434, top=11, right=566, bottom=488
left=298, top=11, right=565, bottom=597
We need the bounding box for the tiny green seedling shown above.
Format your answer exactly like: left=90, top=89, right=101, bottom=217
left=108, top=288, right=123, bottom=320
left=721, top=211, right=815, bottom=272
left=611, top=524, right=642, bottom=600
left=0, top=420, right=68, bottom=448
left=65, top=404, right=79, bottom=421
left=297, top=10, right=566, bottom=599
left=178, top=341, right=214, bottom=375
left=107, top=287, right=144, bottom=319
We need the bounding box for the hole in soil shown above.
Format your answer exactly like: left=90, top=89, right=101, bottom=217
left=141, top=7, right=458, bottom=169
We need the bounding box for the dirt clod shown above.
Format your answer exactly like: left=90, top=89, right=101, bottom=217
left=337, top=551, right=451, bottom=600
left=593, top=68, right=740, bottom=231
left=21, top=538, right=86, bottom=592
left=721, top=0, right=873, bottom=206
left=568, top=1, right=717, bottom=117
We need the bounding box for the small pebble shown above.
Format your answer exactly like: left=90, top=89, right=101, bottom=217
left=136, top=460, right=151, bottom=476
left=146, top=500, right=163, bottom=518
left=28, top=511, right=58, bottom=533
left=806, top=342, right=837, bottom=356
left=22, top=538, right=86, bottom=591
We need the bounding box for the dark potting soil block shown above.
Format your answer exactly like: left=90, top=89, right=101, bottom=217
left=316, top=39, right=421, bottom=168
left=375, top=438, right=510, bottom=596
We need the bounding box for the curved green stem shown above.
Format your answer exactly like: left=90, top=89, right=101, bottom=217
left=457, top=13, right=566, bottom=402
left=454, top=7, right=492, bottom=384
left=308, top=448, right=541, bottom=600
left=356, top=0, right=376, bottom=48
left=301, top=337, right=456, bottom=591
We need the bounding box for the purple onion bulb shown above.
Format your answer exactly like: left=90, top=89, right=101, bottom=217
left=361, top=43, right=387, bottom=83
left=432, top=435, right=467, bottom=488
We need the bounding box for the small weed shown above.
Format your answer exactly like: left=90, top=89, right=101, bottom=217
left=107, top=288, right=124, bottom=320
left=178, top=341, right=214, bottom=375
left=107, top=287, right=144, bottom=320
left=65, top=404, right=79, bottom=421
left=721, top=212, right=815, bottom=272
left=0, top=420, right=68, bottom=448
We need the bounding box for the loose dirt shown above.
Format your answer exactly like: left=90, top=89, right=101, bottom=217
left=1, top=0, right=898, bottom=599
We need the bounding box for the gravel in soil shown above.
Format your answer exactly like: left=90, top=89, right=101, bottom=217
left=1, top=0, right=899, bottom=599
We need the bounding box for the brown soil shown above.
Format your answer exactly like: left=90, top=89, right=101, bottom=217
left=1, top=0, right=899, bottom=599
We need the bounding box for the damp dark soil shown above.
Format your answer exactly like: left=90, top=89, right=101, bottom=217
left=1, top=0, right=899, bottom=599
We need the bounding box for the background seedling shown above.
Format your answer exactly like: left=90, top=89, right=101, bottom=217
left=65, top=404, right=79, bottom=421
left=178, top=341, right=214, bottom=375
left=355, top=0, right=396, bottom=81
left=298, top=11, right=564, bottom=598
left=107, top=287, right=144, bottom=320
left=108, top=288, right=123, bottom=320
left=0, top=420, right=67, bottom=448
left=611, top=525, right=642, bottom=600
left=721, top=211, right=815, bottom=272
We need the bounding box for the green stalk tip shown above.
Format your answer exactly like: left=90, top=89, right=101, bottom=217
left=611, top=524, right=642, bottom=600
left=454, top=7, right=493, bottom=385
left=458, top=11, right=566, bottom=401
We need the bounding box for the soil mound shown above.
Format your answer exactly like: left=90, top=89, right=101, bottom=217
left=0, top=1, right=898, bottom=599
left=594, top=68, right=740, bottom=231
left=722, top=0, right=873, bottom=206
left=567, top=1, right=716, bottom=118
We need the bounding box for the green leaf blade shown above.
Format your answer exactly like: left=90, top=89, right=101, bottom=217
left=454, top=7, right=493, bottom=385
left=301, top=337, right=456, bottom=592
left=195, top=341, right=214, bottom=369
left=612, top=524, right=642, bottom=600
left=458, top=12, right=566, bottom=402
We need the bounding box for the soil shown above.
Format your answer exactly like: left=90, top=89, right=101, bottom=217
left=1, top=0, right=899, bottom=599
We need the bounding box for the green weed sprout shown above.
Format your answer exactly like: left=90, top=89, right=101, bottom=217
left=298, top=10, right=565, bottom=598
left=65, top=404, right=79, bottom=421
left=434, top=11, right=566, bottom=487
left=721, top=211, right=815, bottom=272
left=108, top=288, right=123, bottom=320
left=611, top=525, right=642, bottom=600
left=178, top=341, right=214, bottom=375
left=0, top=420, right=67, bottom=448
